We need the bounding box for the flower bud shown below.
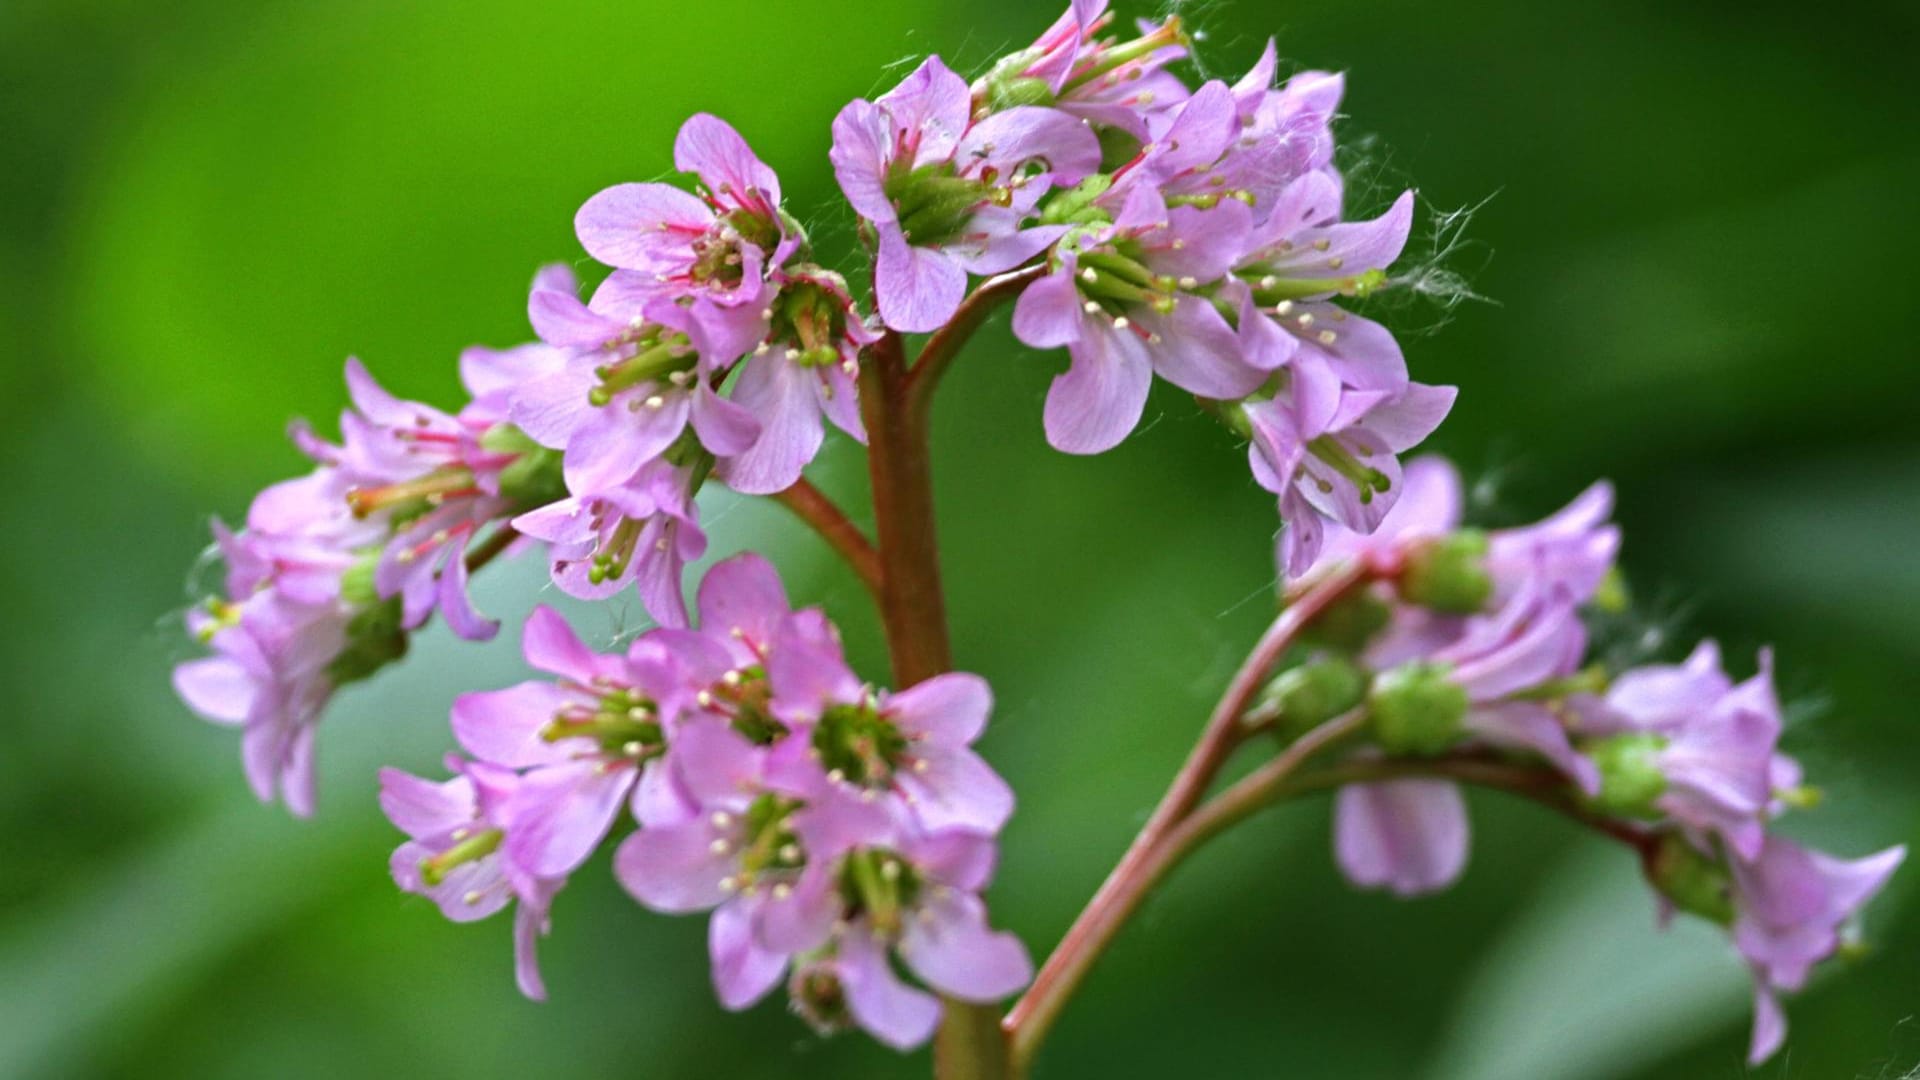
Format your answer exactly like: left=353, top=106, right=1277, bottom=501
left=1399, top=530, right=1493, bottom=614
left=1301, top=590, right=1393, bottom=655
left=1261, top=657, right=1368, bottom=737
left=1368, top=662, right=1467, bottom=755
left=1647, top=833, right=1735, bottom=925
left=1585, top=733, right=1668, bottom=817
left=788, top=961, right=851, bottom=1037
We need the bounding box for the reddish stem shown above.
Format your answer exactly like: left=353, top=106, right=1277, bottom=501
left=1003, top=561, right=1374, bottom=1066
left=771, top=478, right=884, bottom=601
left=860, top=328, right=1009, bottom=1080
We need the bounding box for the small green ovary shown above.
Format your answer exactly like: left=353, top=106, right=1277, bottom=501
left=811, top=702, right=908, bottom=786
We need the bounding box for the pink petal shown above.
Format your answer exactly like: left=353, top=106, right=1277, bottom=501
left=840, top=928, right=943, bottom=1051
left=575, top=182, right=712, bottom=270
left=898, top=892, right=1032, bottom=1002
left=1333, top=779, right=1469, bottom=896
left=887, top=672, right=991, bottom=745
left=876, top=229, right=967, bottom=333
left=1042, top=324, right=1153, bottom=454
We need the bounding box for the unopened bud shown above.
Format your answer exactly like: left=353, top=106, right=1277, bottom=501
left=1368, top=661, right=1467, bottom=755
left=1648, top=833, right=1735, bottom=925
left=1260, top=657, right=1368, bottom=737
left=1399, top=530, right=1493, bottom=614
left=1585, top=733, right=1668, bottom=817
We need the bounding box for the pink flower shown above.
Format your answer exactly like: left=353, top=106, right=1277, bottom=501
left=511, top=458, right=706, bottom=628
left=450, top=607, right=695, bottom=877
left=832, top=55, right=1101, bottom=332
left=380, top=758, right=564, bottom=1000
left=574, top=113, right=791, bottom=315
left=1729, top=835, right=1905, bottom=1064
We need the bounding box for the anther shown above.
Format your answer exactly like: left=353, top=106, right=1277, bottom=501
left=709, top=839, right=732, bottom=855
left=1318, top=330, right=1338, bottom=345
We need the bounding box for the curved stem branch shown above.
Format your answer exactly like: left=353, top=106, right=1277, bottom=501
left=1004, top=561, right=1376, bottom=1067
left=772, top=478, right=884, bottom=602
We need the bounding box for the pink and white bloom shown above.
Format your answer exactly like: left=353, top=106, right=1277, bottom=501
left=833, top=55, right=1101, bottom=332
left=380, top=758, right=564, bottom=1000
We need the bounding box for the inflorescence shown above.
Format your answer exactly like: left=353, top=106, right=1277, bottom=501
left=172, top=0, right=1898, bottom=1064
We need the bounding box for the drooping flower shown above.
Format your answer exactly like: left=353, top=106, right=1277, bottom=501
left=833, top=55, right=1102, bottom=332
left=1244, top=375, right=1457, bottom=577
left=1580, top=643, right=1784, bottom=859
left=380, top=758, right=564, bottom=1000
left=718, top=266, right=874, bottom=495
left=1729, top=835, right=1905, bottom=1064
left=511, top=457, right=706, bottom=628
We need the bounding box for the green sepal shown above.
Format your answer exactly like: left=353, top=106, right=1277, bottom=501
left=986, top=75, right=1055, bottom=111
left=494, top=428, right=568, bottom=508
left=326, top=595, right=410, bottom=686
left=1261, top=657, right=1370, bottom=738
left=1585, top=732, right=1669, bottom=817
left=1400, top=530, right=1493, bottom=614
left=1369, top=661, right=1468, bottom=755
left=1648, top=833, right=1736, bottom=925
left=1040, top=174, right=1114, bottom=227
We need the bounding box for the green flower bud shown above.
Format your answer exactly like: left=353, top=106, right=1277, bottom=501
left=1585, top=733, right=1669, bottom=817
left=1369, top=661, right=1468, bottom=755
left=1260, top=657, right=1369, bottom=738
left=1400, top=530, right=1493, bottom=614
left=1301, top=589, right=1393, bottom=654
left=1647, top=833, right=1736, bottom=925
left=986, top=75, right=1055, bottom=111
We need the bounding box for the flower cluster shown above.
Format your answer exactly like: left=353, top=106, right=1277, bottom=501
left=1261, top=456, right=1904, bottom=1063
left=381, top=555, right=1029, bottom=1047
left=173, top=353, right=562, bottom=814
left=832, top=3, right=1450, bottom=573
left=168, top=0, right=1901, bottom=1067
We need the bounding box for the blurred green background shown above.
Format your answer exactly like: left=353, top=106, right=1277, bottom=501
left=4, top=0, right=1916, bottom=1076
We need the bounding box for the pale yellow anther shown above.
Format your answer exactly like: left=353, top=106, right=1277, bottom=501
left=1318, top=330, right=1338, bottom=345
left=644, top=395, right=666, bottom=409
